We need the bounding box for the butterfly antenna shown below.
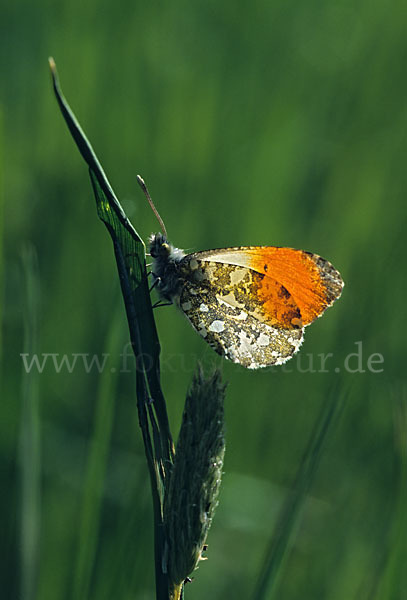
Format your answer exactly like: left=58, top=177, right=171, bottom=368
left=136, top=175, right=168, bottom=238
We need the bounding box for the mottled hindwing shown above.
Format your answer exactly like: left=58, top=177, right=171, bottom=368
left=176, top=247, right=343, bottom=369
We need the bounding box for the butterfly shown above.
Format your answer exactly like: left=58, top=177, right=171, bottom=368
left=148, top=232, right=344, bottom=369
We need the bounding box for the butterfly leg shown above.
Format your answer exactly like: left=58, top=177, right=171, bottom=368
left=148, top=273, right=172, bottom=307
left=149, top=275, right=161, bottom=292
left=152, top=300, right=172, bottom=309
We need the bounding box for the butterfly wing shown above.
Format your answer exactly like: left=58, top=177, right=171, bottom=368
left=178, top=255, right=305, bottom=368
left=188, top=246, right=344, bottom=326
left=176, top=246, right=343, bottom=368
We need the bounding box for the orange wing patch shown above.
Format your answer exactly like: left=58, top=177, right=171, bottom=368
left=247, top=247, right=343, bottom=325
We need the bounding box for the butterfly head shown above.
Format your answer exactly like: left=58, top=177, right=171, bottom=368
left=148, top=232, right=185, bottom=261
left=148, top=232, right=171, bottom=259
left=148, top=233, right=186, bottom=302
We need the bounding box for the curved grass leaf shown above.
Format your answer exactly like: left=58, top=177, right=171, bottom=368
left=49, top=58, right=174, bottom=599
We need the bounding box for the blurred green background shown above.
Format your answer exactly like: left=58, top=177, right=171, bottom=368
left=2, top=1, right=407, bottom=598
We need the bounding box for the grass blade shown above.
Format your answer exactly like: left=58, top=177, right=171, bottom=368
left=253, top=385, right=346, bottom=600
left=19, top=245, right=41, bottom=600
left=71, top=309, right=123, bottom=600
